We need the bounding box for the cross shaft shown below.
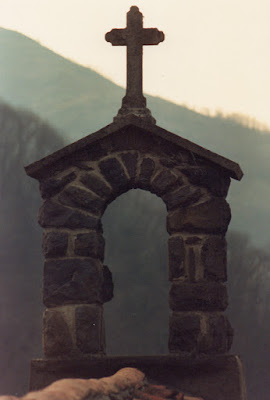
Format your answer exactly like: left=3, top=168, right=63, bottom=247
left=106, top=6, right=164, bottom=123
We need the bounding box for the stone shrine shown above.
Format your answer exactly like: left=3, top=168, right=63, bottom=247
left=25, top=6, right=247, bottom=400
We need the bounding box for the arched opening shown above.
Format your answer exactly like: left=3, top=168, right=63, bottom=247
left=102, top=188, right=170, bottom=355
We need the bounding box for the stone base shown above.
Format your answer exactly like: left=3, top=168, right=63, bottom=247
left=30, top=354, right=246, bottom=400
left=113, top=107, right=156, bottom=125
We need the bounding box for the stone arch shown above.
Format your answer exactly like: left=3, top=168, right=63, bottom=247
left=39, top=137, right=233, bottom=357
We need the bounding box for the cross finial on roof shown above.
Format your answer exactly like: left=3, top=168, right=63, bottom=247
left=106, top=6, right=164, bottom=124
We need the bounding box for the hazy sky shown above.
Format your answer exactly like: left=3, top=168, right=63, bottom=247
left=1, top=0, right=270, bottom=128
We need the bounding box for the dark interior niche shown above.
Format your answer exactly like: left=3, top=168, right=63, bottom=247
left=102, top=188, right=170, bottom=355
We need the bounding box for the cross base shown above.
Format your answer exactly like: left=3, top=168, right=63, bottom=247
left=114, top=104, right=156, bottom=124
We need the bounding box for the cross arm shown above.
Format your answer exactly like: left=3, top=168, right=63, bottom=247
left=142, top=28, right=165, bottom=45
left=105, top=29, right=127, bottom=46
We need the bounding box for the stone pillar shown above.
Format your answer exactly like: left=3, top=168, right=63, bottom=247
left=39, top=170, right=108, bottom=356
left=43, top=304, right=105, bottom=356
left=166, top=186, right=233, bottom=354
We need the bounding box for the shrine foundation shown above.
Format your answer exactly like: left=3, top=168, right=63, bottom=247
left=30, top=354, right=246, bottom=400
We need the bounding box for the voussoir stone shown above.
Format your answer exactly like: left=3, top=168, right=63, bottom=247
left=201, top=236, right=227, bottom=281
left=74, top=232, right=105, bottom=260
left=99, top=157, right=129, bottom=193
left=169, top=312, right=201, bottom=353
left=39, top=200, right=101, bottom=230
left=120, top=152, right=138, bottom=182
left=79, top=171, right=112, bottom=199
left=75, top=304, right=105, bottom=354
left=181, top=167, right=231, bottom=197
left=162, top=185, right=201, bottom=210
left=40, top=171, right=76, bottom=199
left=151, top=169, right=180, bottom=195
left=137, top=157, right=156, bottom=189
left=169, top=281, right=228, bottom=311
left=168, top=235, right=185, bottom=280
left=43, top=309, right=73, bottom=357
left=43, top=231, right=68, bottom=258
left=167, top=197, right=231, bottom=234
left=43, top=258, right=103, bottom=307
left=58, top=185, right=105, bottom=215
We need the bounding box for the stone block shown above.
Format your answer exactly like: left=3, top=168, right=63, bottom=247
left=201, top=236, right=227, bottom=281
left=39, top=200, right=101, bottom=230
left=199, top=314, right=234, bottom=353
left=208, top=314, right=233, bottom=352
left=40, top=171, right=76, bottom=199
left=167, top=198, right=231, bottom=234
left=71, top=160, right=94, bottom=170
left=99, top=157, right=129, bottom=193
left=101, top=265, right=114, bottom=303
left=169, top=312, right=201, bottom=352
left=120, top=152, right=138, bottom=182
left=187, top=247, right=196, bottom=282
left=43, top=308, right=73, bottom=357
left=75, top=304, right=105, bottom=354
left=166, top=208, right=185, bottom=234
left=74, top=232, right=105, bottom=260
left=43, top=258, right=103, bottom=307
left=58, top=185, right=105, bottom=215
left=42, top=231, right=68, bottom=258
left=71, top=143, right=107, bottom=162
left=168, top=236, right=185, bottom=280
left=162, top=185, right=201, bottom=211
left=184, top=236, right=202, bottom=245
left=160, top=158, right=177, bottom=168
left=169, top=281, right=228, bottom=311
left=79, top=171, right=112, bottom=199
left=151, top=169, right=179, bottom=195
left=175, top=151, right=193, bottom=164
left=137, top=157, right=156, bottom=189
left=181, top=167, right=231, bottom=197
left=159, top=141, right=186, bottom=160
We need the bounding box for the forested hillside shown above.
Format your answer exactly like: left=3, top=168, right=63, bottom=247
left=1, top=28, right=270, bottom=399
left=0, top=101, right=65, bottom=394
left=1, top=28, right=270, bottom=247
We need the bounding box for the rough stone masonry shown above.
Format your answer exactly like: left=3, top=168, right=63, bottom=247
left=25, top=116, right=243, bottom=358
left=24, top=6, right=246, bottom=400
left=25, top=116, right=246, bottom=400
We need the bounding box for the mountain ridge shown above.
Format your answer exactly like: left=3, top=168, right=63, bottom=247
left=1, top=27, right=270, bottom=245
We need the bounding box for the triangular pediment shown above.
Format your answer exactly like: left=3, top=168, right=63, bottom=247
left=25, top=115, right=243, bottom=181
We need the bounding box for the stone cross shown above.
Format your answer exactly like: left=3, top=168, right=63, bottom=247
left=106, top=6, right=164, bottom=123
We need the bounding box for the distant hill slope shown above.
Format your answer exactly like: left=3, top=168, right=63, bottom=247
left=0, top=28, right=122, bottom=138
left=1, top=27, right=270, bottom=245
left=0, top=100, right=65, bottom=395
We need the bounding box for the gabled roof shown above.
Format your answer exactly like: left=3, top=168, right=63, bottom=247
left=25, top=115, right=243, bottom=181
